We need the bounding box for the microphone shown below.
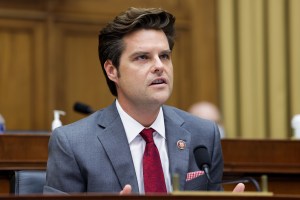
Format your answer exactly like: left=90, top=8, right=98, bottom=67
left=193, top=145, right=261, bottom=191
left=193, top=145, right=213, bottom=183
left=73, top=102, right=94, bottom=114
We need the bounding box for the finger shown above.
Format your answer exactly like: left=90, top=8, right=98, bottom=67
left=120, top=184, right=132, bottom=195
left=233, top=183, right=245, bottom=193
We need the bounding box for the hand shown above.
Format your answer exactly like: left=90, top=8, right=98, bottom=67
left=120, top=184, right=132, bottom=195
left=232, top=183, right=245, bottom=192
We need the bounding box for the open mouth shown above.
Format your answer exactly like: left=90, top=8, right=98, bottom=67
left=151, top=78, right=167, bottom=85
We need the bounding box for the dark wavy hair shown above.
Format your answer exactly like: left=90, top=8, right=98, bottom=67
left=98, top=7, right=176, bottom=96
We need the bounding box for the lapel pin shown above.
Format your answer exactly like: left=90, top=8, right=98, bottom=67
left=177, top=140, right=186, bottom=150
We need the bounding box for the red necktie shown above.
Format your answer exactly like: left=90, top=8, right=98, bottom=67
left=140, top=128, right=167, bottom=193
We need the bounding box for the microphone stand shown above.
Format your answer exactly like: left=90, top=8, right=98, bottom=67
left=203, top=165, right=261, bottom=192
left=219, top=176, right=261, bottom=192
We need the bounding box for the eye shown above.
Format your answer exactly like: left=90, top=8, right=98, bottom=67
left=135, top=55, right=148, bottom=61
left=160, top=53, right=171, bottom=60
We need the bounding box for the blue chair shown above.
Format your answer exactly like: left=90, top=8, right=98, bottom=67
left=10, top=170, right=46, bottom=194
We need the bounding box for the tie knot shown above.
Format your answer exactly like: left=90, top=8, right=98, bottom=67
left=140, top=128, right=155, bottom=143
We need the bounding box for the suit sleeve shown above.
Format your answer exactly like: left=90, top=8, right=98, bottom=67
left=43, top=128, right=85, bottom=193
left=208, top=122, right=224, bottom=191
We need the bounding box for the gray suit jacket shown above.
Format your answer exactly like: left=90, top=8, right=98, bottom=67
left=44, top=102, right=223, bottom=194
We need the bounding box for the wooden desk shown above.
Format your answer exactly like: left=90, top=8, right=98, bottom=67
left=221, top=139, right=300, bottom=194
left=0, top=134, right=49, bottom=194
left=1, top=135, right=300, bottom=195
left=222, top=139, right=300, bottom=173
left=0, top=134, right=49, bottom=170
left=0, top=193, right=299, bottom=200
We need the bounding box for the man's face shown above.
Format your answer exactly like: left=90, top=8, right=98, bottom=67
left=107, top=29, right=173, bottom=109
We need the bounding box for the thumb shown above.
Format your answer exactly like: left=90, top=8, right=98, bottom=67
left=120, top=184, right=132, bottom=195
left=232, top=183, right=245, bottom=193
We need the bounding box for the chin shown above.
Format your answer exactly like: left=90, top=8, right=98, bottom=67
left=152, top=93, right=171, bottom=105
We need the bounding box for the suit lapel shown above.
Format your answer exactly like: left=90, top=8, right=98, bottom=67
left=96, top=102, right=139, bottom=193
left=163, top=106, right=191, bottom=190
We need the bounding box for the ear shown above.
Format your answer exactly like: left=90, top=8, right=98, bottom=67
left=104, top=60, right=118, bottom=83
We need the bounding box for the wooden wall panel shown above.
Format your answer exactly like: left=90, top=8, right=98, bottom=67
left=52, top=23, right=114, bottom=124
left=167, top=27, right=192, bottom=109
left=218, top=0, right=238, bottom=137
left=0, top=19, right=46, bottom=130
left=289, top=0, right=300, bottom=121
left=186, top=0, right=219, bottom=106
left=267, top=0, right=288, bottom=138
left=218, top=0, right=299, bottom=138
left=237, top=0, right=267, bottom=138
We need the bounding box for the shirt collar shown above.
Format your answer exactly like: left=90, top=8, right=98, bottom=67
left=116, top=99, right=166, bottom=144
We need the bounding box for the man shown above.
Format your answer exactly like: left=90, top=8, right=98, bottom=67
left=44, top=7, right=244, bottom=194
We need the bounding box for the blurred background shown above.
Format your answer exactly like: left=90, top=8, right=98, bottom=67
left=0, top=0, right=299, bottom=139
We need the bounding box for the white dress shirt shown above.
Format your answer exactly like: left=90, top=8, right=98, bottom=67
left=116, top=100, right=172, bottom=193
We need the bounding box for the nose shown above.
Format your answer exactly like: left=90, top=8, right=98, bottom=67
left=151, top=56, right=164, bottom=74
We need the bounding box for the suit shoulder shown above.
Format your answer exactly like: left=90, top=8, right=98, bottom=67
left=53, top=109, right=104, bottom=137
left=163, top=105, right=212, bottom=123
left=163, top=105, right=217, bottom=133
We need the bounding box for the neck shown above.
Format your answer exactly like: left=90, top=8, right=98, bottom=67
left=117, top=100, right=161, bottom=127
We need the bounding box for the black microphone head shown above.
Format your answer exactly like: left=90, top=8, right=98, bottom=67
left=73, top=102, right=94, bottom=114
left=193, top=145, right=211, bottom=170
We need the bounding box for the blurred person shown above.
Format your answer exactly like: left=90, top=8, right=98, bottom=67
left=189, top=101, right=225, bottom=138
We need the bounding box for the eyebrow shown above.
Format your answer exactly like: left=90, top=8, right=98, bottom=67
left=129, top=50, right=172, bottom=59
left=160, top=50, right=172, bottom=55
